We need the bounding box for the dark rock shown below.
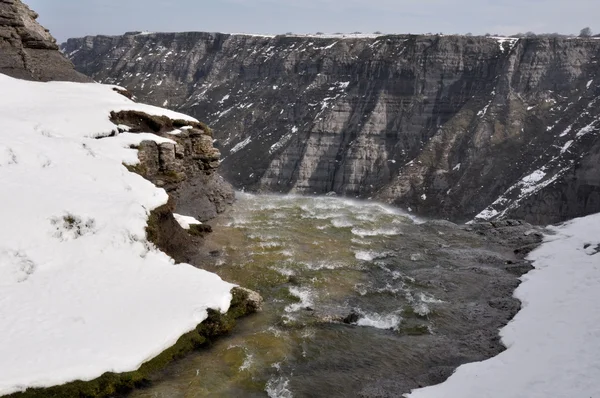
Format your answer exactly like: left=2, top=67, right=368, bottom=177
left=0, top=0, right=89, bottom=81
left=343, top=311, right=361, bottom=324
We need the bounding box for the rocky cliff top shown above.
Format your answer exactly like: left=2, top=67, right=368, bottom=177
left=0, top=0, right=90, bottom=81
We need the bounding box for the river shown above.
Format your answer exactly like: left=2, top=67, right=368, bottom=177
left=128, top=193, right=534, bottom=397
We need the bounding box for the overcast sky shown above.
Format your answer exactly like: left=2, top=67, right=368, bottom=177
left=28, top=0, right=598, bottom=43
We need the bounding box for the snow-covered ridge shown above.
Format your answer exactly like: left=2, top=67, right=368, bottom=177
left=0, top=74, right=234, bottom=395
left=408, top=212, right=600, bottom=398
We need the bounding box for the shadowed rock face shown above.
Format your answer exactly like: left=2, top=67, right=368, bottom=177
left=63, top=33, right=600, bottom=224
left=0, top=0, right=89, bottom=81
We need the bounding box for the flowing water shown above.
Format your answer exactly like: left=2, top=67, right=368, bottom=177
left=128, top=193, right=523, bottom=397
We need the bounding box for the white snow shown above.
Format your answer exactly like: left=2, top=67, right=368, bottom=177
left=477, top=103, right=491, bottom=117
left=560, top=140, right=574, bottom=154
left=173, top=213, right=202, bottom=230
left=559, top=124, right=573, bottom=137
left=285, top=287, right=314, bottom=313
left=0, top=74, right=234, bottom=395
left=520, top=169, right=547, bottom=195
left=492, top=37, right=519, bottom=52
left=313, top=41, right=339, bottom=50
left=218, top=94, right=230, bottom=104
left=284, top=32, right=384, bottom=39
left=587, top=79, right=593, bottom=89
left=230, top=136, right=252, bottom=154
left=575, top=121, right=598, bottom=138
left=408, top=212, right=600, bottom=398
left=356, top=312, right=401, bottom=330
left=269, top=127, right=298, bottom=154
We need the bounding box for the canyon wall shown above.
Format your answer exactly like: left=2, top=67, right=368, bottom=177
left=63, top=32, right=600, bottom=223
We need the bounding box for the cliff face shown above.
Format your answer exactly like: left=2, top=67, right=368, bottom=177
left=0, top=0, right=89, bottom=81
left=63, top=33, right=600, bottom=223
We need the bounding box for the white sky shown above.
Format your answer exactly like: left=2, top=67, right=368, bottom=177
left=27, top=0, right=599, bottom=42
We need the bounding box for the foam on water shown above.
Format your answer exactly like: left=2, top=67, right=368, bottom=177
left=258, top=241, right=284, bottom=249
left=285, top=287, right=314, bottom=313
left=275, top=267, right=295, bottom=277
left=351, top=227, right=402, bottom=237
left=356, top=312, right=402, bottom=330
left=300, top=260, right=347, bottom=271
left=354, top=250, right=394, bottom=261
left=239, top=353, right=254, bottom=372
left=266, top=376, right=293, bottom=398
left=331, top=217, right=354, bottom=228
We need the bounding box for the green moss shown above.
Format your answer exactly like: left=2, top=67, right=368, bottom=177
left=144, top=206, right=162, bottom=244
left=8, top=289, right=253, bottom=398
left=123, top=162, right=147, bottom=177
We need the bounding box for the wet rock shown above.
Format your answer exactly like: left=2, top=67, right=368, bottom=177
left=343, top=312, right=361, bottom=324
left=232, top=287, right=263, bottom=313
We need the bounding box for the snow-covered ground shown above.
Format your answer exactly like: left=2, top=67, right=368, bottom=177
left=407, top=212, right=600, bottom=398
left=0, top=74, right=234, bottom=395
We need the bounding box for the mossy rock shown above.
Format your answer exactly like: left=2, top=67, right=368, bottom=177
left=123, top=162, right=148, bottom=177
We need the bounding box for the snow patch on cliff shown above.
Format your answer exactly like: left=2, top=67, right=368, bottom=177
left=230, top=136, right=253, bottom=154
left=173, top=214, right=203, bottom=229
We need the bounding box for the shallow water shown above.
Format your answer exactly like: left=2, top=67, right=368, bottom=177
left=128, top=193, right=518, bottom=397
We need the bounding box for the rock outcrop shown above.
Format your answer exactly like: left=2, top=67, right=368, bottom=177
left=63, top=33, right=600, bottom=224
left=111, top=110, right=234, bottom=227
left=0, top=0, right=89, bottom=81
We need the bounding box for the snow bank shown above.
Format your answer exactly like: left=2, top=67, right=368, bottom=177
left=0, top=74, right=234, bottom=395
left=407, top=212, right=600, bottom=398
